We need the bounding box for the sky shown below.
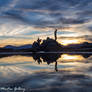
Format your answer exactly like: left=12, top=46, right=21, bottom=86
left=0, top=0, right=92, bottom=46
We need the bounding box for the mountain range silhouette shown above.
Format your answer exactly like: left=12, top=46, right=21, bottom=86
left=0, top=29, right=92, bottom=53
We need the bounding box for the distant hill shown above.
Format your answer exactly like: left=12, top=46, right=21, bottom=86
left=4, top=44, right=32, bottom=50
left=1, top=41, right=92, bottom=53
left=66, top=42, right=92, bottom=48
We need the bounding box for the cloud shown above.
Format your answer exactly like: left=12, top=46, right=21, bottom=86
left=0, top=0, right=19, bottom=14
left=0, top=0, right=92, bottom=39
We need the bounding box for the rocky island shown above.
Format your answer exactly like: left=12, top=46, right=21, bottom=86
left=0, top=29, right=92, bottom=53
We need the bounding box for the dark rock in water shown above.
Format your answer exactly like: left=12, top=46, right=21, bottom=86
left=32, top=38, right=41, bottom=52
left=40, top=37, right=62, bottom=52
left=32, top=41, right=41, bottom=52
left=32, top=29, right=62, bottom=52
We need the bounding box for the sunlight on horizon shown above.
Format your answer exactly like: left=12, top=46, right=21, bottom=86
left=61, top=39, right=79, bottom=45
left=0, top=36, right=90, bottom=47
left=60, top=39, right=85, bottom=46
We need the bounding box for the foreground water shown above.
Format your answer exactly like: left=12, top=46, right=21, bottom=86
left=0, top=53, right=92, bottom=92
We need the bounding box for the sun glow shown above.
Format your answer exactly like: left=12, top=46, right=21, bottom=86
left=61, top=54, right=84, bottom=61
left=61, top=39, right=81, bottom=46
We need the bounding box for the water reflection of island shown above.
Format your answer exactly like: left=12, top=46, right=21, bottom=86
left=32, top=53, right=92, bottom=71
left=32, top=53, right=61, bottom=71
left=0, top=52, right=92, bottom=71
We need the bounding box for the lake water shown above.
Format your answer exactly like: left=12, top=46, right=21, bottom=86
left=0, top=53, right=92, bottom=92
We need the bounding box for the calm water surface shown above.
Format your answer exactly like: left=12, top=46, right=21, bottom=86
left=0, top=53, right=92, bottom=92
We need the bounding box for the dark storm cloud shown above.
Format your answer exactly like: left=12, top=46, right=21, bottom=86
left=0, top=0, right=11, bottom=7
left=77, top=11, right=92, bottom=16
left=4, top=10, right=23, bottom=20
left=4, top=10, right=31, bottom=24
left=15, top=0, right=86, bottom=11
left=57, top=17, right=88, bottom=24
left=0, top=0, right=92, bottom=31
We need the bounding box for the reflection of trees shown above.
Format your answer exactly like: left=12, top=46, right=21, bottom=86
left=32, top=53, right=92, bottom=71
left=32, top=53, right=61, bottom=71
left=0, top=53, right=92, bottom=71
left=82, top=54, right=91, bottom=58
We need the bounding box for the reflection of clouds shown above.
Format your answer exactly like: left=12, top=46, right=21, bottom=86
left=0, top=55, right=58, bottom=84
left=0, top=59, right=48, bottom=84
left=0, top=66, right=31, bottom=84
left=18, top=63, right=92, bottom=91
left=1, top=64, right=91, bottom=91
left=0, top=55, right=92, bottom=90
